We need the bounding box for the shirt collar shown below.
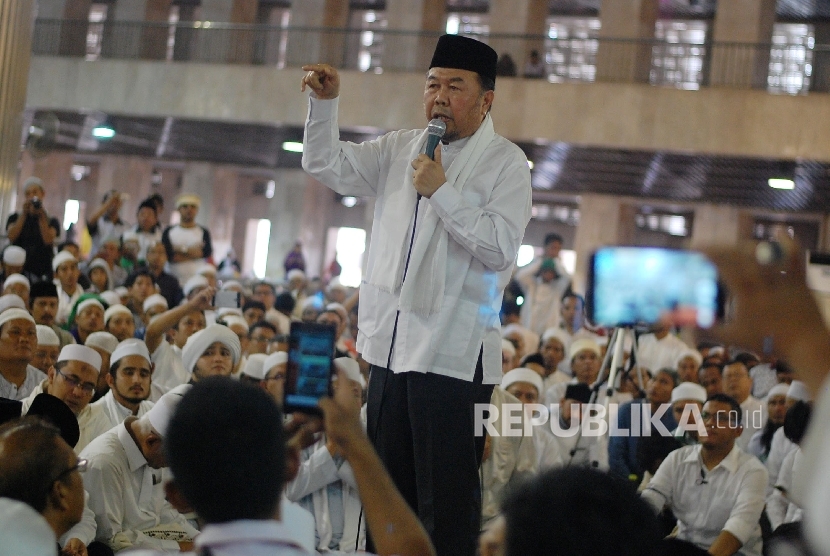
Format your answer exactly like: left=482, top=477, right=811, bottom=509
left=683, top=443, right=741, bottom=474
left=117, top=421, right=149, bottom=472
left=195, top=520, right=304, bottom=551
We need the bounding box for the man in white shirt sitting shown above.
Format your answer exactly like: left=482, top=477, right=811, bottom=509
left=0, top=308, right=46, bottom=400
left=722, top=360, right=766, bottom=452
left=53, top=251, right=85, bottom=327
left=642, top=394, right=768, bottom=556
left=636, top=323, right=689, bottom=375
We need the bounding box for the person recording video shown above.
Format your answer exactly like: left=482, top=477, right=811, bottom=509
left=6, top=177, right=61, bottom=282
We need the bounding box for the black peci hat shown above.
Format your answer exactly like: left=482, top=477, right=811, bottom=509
left=429, top=34, right=498, bottom=84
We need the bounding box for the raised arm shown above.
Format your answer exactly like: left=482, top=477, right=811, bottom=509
left=144, top=287, right=214, bottom=353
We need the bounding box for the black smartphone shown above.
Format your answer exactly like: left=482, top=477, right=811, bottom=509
left=213, top=291, right=241, bottom=309
left=586, top=246, right=723, bottom=328
left=284, top=322, right=336, bottom=414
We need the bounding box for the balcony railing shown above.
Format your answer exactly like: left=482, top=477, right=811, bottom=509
left=31, top=19, right=830, bottom=94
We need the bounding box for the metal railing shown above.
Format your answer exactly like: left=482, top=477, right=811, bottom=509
left=30, top=19, right=830, bottom=94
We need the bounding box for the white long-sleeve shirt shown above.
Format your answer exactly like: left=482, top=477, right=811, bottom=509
left=88, top=390, right=154, bottom=439
left=642, top=444, right=767, bottom=556
left=515, top=258, right=571, bottom=336
left=302, top=97, right=532, bottom=384
left=79, top=423, right=199, bottom=552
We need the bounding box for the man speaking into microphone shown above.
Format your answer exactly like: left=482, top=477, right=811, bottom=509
left=301, top=34, right=531, bottom=556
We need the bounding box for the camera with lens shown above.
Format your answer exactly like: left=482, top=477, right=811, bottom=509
left=31, top=197, right=42, bottom=210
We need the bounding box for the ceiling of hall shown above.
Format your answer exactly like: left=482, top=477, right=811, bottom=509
left=24, top=109, right=830, bottom=213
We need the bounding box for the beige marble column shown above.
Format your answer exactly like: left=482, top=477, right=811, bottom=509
left=595, top=0, right=658, bottom=83
left=286, top=0, right=349, bottom=69
left=709, top=0, right=776, bottom=88
left=59, top=0, right=90, bottom=56
left=0, top=0, right=35, bottom=226
left=384, top=0, right=446, bottom=73
left=264, top=169, right=308, bottom=280
left=94, top=155, right=154, bottom=222
left=688, top=204, right=754, bottom=249
left=102, top=0, right=147, bottom=58
left=140, top=0, right=172, bottom=60
left=488, top=0, right=548, bottom=74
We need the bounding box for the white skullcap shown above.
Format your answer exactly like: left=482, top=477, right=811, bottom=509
left=263, top=351, right=288, bottom=373
left=287, top=269, right=306, bottom=282
left=114, top=287, right=128, bottom=297
left=0, top=294, right=27, bottom=313
left=197, top=263, right=217, bottom=276
left=3, top=246, right=26, bottom=266
left=58, top=344, right=103, bottom=373
left=541, top=327, right=570, bottom=345
left=787, top=380, right=812, bottom=402
left=52, top=250, right=76, bottom=272
left=181, top=324, right=242, bottom=373
left=768, top=383, right=790, bottom=399
left=501, top=323, right=523, bottom=339
left=671, top=382, right=707, bottom=404
left=334, top=356, right=366, bottom=388
left=327, top=278, right=347, bottom=292
left=84, top=331, right=118, bottom=355
left=145, top=387, right=190, bottom=437
left=87, top=258, right=109, bottom=273
left=501, top=368, right=544, bottom=395
left=222, top=315, right=249, bottom=333
left=708, top=346, right=725, bottom=357
left=104, top=304, right=132, bottom=324
left=3, top=274, right=30, bottom=291
left=22, top=176, right=43, bottom=192
left=569, top=338, right=601, bottom=361
left=675, top=349, right=703, bottom=368
left=325, top=302, right=348, bottom=323
left=143, top=293, right=168, bottom=312
left=99, top=291, right=121, bottom=307
left=221, top=280, right=242, bottom=291
left=176, top=193, right=201, bottom=208
left=183, top=274, right=209, bottom=296
left=0, top=497, right=57, bottom=556
left=75, top=298, right=104, bottom=317
left=501, top=338, right=516, bottom=358
left=0, top=307, right=34, bottom=328
left=216, top=307, right=243, bottom=319
left=36, top=324, right=60, bottom=346
left=242, top=353, right=269, bottom=380
left=110, top=338, right=151, bottom=367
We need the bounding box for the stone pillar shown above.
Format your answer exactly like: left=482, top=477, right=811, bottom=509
left=595, top=0, right=658, bottom=83
left=0, top=0, right=35, bottom=228
left=286, top=0, right=349, bottom=69
left=298, top=177, right=337, bottom=279
left=59, top=0, right=90, bottom=56
left=709, top=0, right=776, bottom=89
left=383, top=0, right=445, bottom=73
left=688, top=205, right=754, bottom=249
left=264, top=169, right=308, bottom=280
left=488, top=0, right=548, bottom=76
left=571, top=195, right=638, bottom=293
left=140, top=0, right=172, bottom=60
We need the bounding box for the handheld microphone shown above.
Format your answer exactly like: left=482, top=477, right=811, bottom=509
left=424, top=118, right=447, bottom=160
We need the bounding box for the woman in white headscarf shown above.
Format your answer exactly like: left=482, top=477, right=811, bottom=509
left=181, top=324, right=241, bottom=382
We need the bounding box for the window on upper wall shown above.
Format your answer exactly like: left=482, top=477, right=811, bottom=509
left=445, top=12, right=490, bottom=38
left=768, top=23, right=814, bottom=95
left=545, top=17, right=601, bottom=83
left=85, top=3, right=108, bottom=61
left=347, top=9, right=388, bottom=73
left=651, top=19, right=709, bottom=90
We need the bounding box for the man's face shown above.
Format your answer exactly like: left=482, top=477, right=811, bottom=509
left=3, top=263, right=23, bottom=275
left=107, top=313, right=135, bottom=342
left=108, top=355, right=152, bottom=405
left=248, top=325, right=276, bottom=356
left=646, top=371, right=674, bottom=405
left=317, top=312, right=344, bottom=338
left=178, top=204, right=198, bottom=224
left=253, top=285, right=276, bottom=309
left=146, top=243, right=167, bottom=269
left=572, top=349, right=599, bottom=384
left=32, top=344, right=60, bottom=373
left=263, top=363, right=286, bottom=408
left=137, top=207, right=157, bottom=231
left=423, top=67, right=493, bottom=142
left=301, top=306, right=321, bottom=323
left=48, top=361, right=98, bottom=414
left=76, top=306, right=104, bottom=335
left=501, top=349, right=515, bottom=374
left=722, top=362, right=752, bottom=403
left=0, top=319, right=37, bottom=363
left=768, top=393, right=788, bottom=426
left=25, top=185, right=44, bottom=201
left=131, top=276, right=154, bottom=303
left=677, top=356, right=700, bottom=384
left=56, top=261, right=80, bottom=290
left=542, top=337, right=565, bottom=370
left=776, top=368, right=794, bottom=385
left=506, top=382, right=539, bottom=405
left=544, top=240, right=562, bottom=259
left=243, top=307, right=265, bottom=327
left=700, top=400, right=742, bottom=449
left=698, top=366, right=723, bottom=397
left=172, top=310, right=206, bottom=348
left=32, top=297, right=59, bottom=325
left=143, top=303, right=166, bottom=325
left=3, top=284, right=29, bottom=306
left=561, top=296, right=581, bottom=326
left=193, top=341, right=234, bottom=380
left=99, top=242, right=120, bottom=264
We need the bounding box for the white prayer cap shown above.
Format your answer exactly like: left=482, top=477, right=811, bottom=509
left=3, top=274, right=30, bottom=291
left=675, top=349, right=703, bottom=368
left=501, top=323, right=523, bottom=338
left=111, top=338, right=151, bottom=367
left=99, top=290, right=121, bottom=307
left=145, top=386, right=190, bottom=437
left=501, top=338, right=516, bottom=358
left=501, top=368, right=544, bottom=395
left=334, top=356, right=365, bottom=388
left=327, top=278, right=347, bottom=292
left=768, top=383, right=790, bottom=399
left=221, top=280, right=243, bottom=291
left=58, top=344, right=103, bottom=373
left=222, top=315, right=249, bottom=333
left=0, top=294, right=27, bottom=313
left=787, top=380, right=812, bottom=402
left=325, top=302, right=348, bottom=323
left=671, top=382, right=707, bottom=404
left=104, top=304, right=132, bottom=324
left=52, top=250, right=77, bottom=272
left=181, top=324, right=241, bottom=373
left=0, top=307, right=34, bottom=327
left=176, top=193, right=201, bottom=208
left=216, top=307, right=243, bottom=319
left=183, top=274, right=209, bottom=297
left=3, top=246, right=26, bottom=266
left=569, top=338, right=601, bottom=361
left=0, top=497, right=57, bottom=556
left=143, top=293, right=168, bottom=313
left=263, top=351, right=288, bottom=373
left=22, top=176, right=43, bottom=192
left=541, top=327, right=570, bottom=345
left=287, top=269, right=306, bottom=282
left=242, top=353, right=268, bottom=380
left=84, top=331, right=118, bottom=355
left=114, top=287, right=129, bottom=298
left=87, top=257, right=109, bottom=273
left=76, top=298, right=104, bottom=317
left=36, top=324, right=60, bottom=346
left=708, top=346, right=725, bottom=357
left=197, top=263, right=217, bottom=276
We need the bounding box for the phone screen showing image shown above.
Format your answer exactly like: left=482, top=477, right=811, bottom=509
left=284, top=322, right=336, bottom=413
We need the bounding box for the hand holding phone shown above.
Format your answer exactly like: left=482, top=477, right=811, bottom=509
left=284, top=322, right=337, bottom=415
